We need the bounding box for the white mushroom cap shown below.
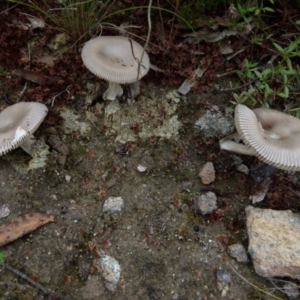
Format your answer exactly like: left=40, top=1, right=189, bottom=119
left=235, top=104, right=300, bottom=171
left=0, top=102, right=48, bottom=156
left=81, top=36, right=150, bottom=100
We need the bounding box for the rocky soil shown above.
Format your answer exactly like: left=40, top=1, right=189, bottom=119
left=0, top=84, right=299, bottom=300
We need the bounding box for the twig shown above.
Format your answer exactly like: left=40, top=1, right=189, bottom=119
left=0, top=281, right=30, bottom=289
left=19, top=82, right=27, bottom=99
left=1, top=263, right=73, bottom=300
left=225, top=47, right=247, bottom=61
left=47, top=84, right=72, bottom=107
left=137, top=0, right=153, bottom=81
left=218, top=79, right=256, bottom=92
left=0, top=4, right=18, bottom=14
left=230, top=265, right=283, bottom=300
left=288, top=17, right=300, bottom=33
left=28, top=43, right=31, bottom=62
left=217, top=54, right=279, bottom=78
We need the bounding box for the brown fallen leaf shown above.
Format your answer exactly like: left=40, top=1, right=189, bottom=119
left=199, top=162, right=216, bottom=185
left=13, top=69, right=61, bottom=85
left=0, top=213, right=55, bottom=247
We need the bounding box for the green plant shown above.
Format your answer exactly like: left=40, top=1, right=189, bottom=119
left=7, top=0, right=117, bottom=42
left=234, top=37, right=300, bottom=107
left=0, top=251, right=5, bottom=264
left=7, top=0, right=197, bottom=45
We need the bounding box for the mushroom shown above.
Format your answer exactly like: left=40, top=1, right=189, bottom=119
left=81, top=36, right=150, bottom=101
left=220, top=104, right=300, bottom=171
left=0, top=102, right=48, bottom=156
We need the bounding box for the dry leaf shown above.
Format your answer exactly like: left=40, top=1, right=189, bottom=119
left=13, top=69, right=61, bottom=85
left=250, top=179, right=272, bottom=204
left=26, top=16, right=45, bottom=29
left=0, top=213, right=55, bottom=247
left=199, top=162, right=216, bottom=185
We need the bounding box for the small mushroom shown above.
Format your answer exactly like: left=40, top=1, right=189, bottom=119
left=220, top=104, right=300, bottom=171
left=81, top=36, right=150, bottom=101
left=0, top=102, right=48, bottom=156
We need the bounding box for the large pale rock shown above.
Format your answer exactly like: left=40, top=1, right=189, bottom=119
left=246, top=206, right=300, bottom=279
left=194, top=106, right=234, bottom=138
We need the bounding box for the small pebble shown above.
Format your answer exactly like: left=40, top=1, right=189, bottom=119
left=182, top=181, right=193, bottom=192
left=0, top=204, right=10, bottom=219
left=194, top=192, right=217, bottom=215
left=217, top=269, right=231, bottom=285
left=137, top=165, right=147, bottom=172
left=65, top=175, right=71, bottom=182
left=227, top=243, right=249, bottom=263
left=193, top=225, right=200, bottom=232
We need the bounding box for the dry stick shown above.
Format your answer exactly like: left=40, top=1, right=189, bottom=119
left=47, top=84, right=72, bottom=107
left=0, top=4, right=18, bottom=14
left=137, top=0, right=153, bottom=81
left=288, top=17, right=300, bottom=33
left=0, top=263, right=73, bottom=300
left=218, top=79, right=257, bottom=92
left=217, top=53, right=279, bottom=79
left=229, top=265, right=283, bottom=300
left=218, top=54, right=280, bottom=92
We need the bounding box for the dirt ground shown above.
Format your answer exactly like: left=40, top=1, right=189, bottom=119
left=0, top=83, right=296, bottom=300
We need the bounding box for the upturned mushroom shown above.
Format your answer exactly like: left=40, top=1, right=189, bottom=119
left=0, top=102, right=48, bottom=156
left=81, top=36, right=150, bottom=101
left=219, top=104, right=300, bottom=171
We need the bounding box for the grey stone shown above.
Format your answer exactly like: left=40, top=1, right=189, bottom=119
left=194, top=192, right=217, bottom=215
left=217, top=269, right=231, bottom=284
left=246, top=206, right=300, bottom=278
left=194, top=106, right=234, bottom=138
left=0, top=204, right=10, bottom=219
left=228, top=243, right=249, bottom=263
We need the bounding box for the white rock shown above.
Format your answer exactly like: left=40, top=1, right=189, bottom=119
left=137, top=165, right=147, bottom=172
left=99, top=251, right=121, bottom=292
left=103, top=197, right=124, bottom=213
left=65, top=175, right=71, bottom=182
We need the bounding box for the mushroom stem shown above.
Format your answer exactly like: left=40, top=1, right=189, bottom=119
left=219, top=132, right=256, bottom=156
left=20, top=135, right=36, bottom=155
left=128, top=81, right=140, bottom=100
left=103, top=81, right=123, bottom=101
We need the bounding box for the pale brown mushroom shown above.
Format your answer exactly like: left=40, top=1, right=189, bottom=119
left=0, top=102, right=48, bottom=156
left=220, top=104, right=300, bottom=171
left=81, top=36, right=150, bottom=101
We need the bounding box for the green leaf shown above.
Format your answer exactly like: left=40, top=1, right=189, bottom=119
left=247, top=6, right=257, bottom=13
left=284, top=86, right=289, bottom=97
left=296, top=20, right=300, bottom=25
left=287, top=41, right=298, bottom=53
left=0, top=251, right=5, bottom=264
left=263, top=7, right=275, bottom=12
left=261, top=68, right=272, bottom=77
left=286, top=57, right=293, bottom=70
left=273, top=42, right=285, bottom=55
left=254, top=70, right=263, bottom=80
